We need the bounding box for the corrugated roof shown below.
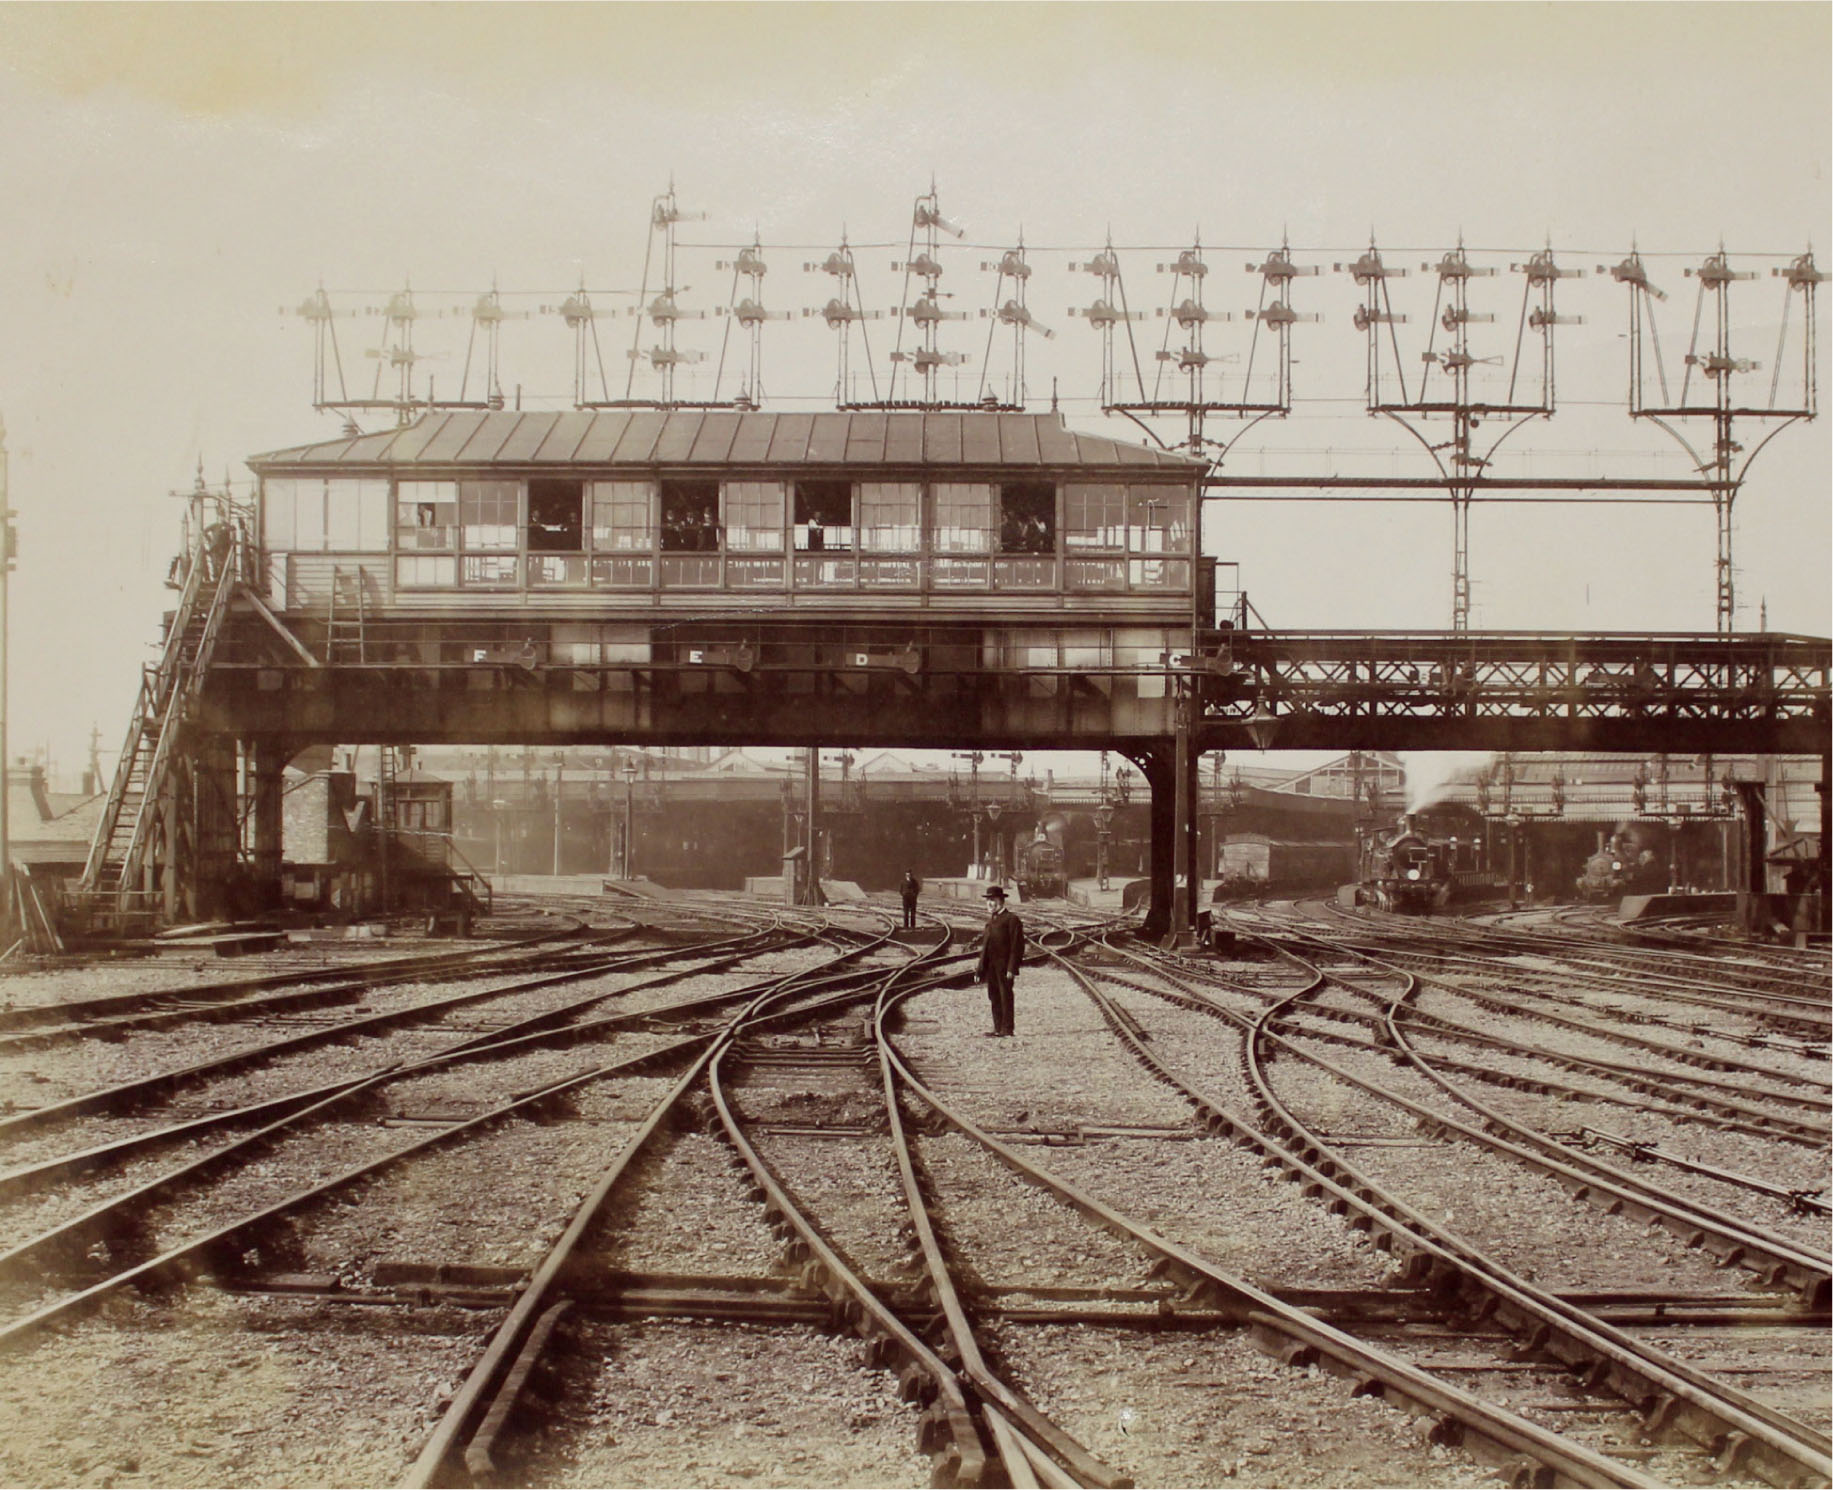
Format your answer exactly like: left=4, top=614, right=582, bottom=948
left=250, top=410, right=1204, bottom=473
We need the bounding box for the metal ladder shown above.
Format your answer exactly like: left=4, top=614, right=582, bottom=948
left=80, top=534, right=241, bottom=906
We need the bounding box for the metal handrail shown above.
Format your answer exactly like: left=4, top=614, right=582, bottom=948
left=80, top=530, right=229, bottom=890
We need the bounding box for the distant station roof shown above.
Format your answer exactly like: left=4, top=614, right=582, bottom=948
left=250, top=409, right=1205, bottom=474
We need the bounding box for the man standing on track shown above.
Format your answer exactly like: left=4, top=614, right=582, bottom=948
left=976, top=885, right=1024, bottom=1037
left=900, top=869, right=921, bottom=929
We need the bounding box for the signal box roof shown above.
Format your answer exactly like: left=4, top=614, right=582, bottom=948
left=250, top=409, right=1205, bottom=475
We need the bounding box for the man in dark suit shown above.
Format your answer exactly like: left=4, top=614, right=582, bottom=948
left=976, top=885, right=1024, bottom=1037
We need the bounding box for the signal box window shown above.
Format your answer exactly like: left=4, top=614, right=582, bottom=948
left=794, top=481, right=854, bottom=551
left=931, top=483, right=993, bottom=553
left=859, top=482, right=920, bottom=552
left=397, top=481, right=458, bottom=551
left=527, top=479, right=585, bottom=552
left=725, top=481, right=786, bottom=552
left=999, top=482, right=1055, bottom=554
left=1128, top=489, right=1190, bottom=553
left=460, top=481, right=519, bottom=551
left=590, top=481, right=652, bottom=552
left=659, top=480, right=719, bottom=552
left=1063, top=484, right=1125, bottom=550
left=264, top=477, right=388, bottom=553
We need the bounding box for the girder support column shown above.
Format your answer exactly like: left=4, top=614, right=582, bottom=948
left=1817, top=757, right=1830, bottom=935
left=190, top=733, right=241, bottom=922
left=1734, top=782, right=1770, bottom=936
left=248, top=740, right=289, bottom=913
left=1132, top=744, right=1175, bottom=940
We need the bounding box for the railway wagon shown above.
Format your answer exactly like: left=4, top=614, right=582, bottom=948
left=245, top=409, right=1211, bottom=743
left=1216, top=833, right=1355, bottom=897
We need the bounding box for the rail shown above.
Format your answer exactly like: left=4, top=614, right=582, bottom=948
left=1064, top=928, right=1832, bottom=1478
left=386, top=827, right=495, bottom=914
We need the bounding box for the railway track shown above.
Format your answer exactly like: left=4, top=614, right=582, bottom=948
left=1322, top=900, right=1832, bottom=1025
left=1051, top=932, right=1829, bottom=1487
left=0, top=890, right=1823, bottom=1487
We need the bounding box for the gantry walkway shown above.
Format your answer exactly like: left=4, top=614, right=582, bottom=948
left=206, top=610, right=1828, bottom=757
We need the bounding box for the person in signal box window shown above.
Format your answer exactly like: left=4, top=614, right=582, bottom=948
left=976, top=885, right=1024, bottom=1037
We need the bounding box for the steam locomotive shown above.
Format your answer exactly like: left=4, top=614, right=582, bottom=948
left=1355, top=815, right=1498, bottom=913
left=1359, top=823, right=1457, bottom=912
left=1575, top=822, right=1668, bottom=902
left=1013, top=829, right=1066, bottom=899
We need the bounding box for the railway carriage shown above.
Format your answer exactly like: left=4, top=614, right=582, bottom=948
left=247, top=410, right=1212, bottom=744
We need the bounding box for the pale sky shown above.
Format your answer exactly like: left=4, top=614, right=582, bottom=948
left=0, top=3, right=1826, bottom=785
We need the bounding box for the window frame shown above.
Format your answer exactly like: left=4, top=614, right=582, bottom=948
left=527, top=478, right=587, bottom=554
left=396, top=480, right=459, bottom=553
left=590, top=480, right=655, bottom=555
left=930, top=482, right=995, bottom=555
left=458, top=479, right=521, bottom=554
left=723, top=480, right=788, bottom=554
left=793, top=479, right=856, bottom=553
left=658, top=479, right=721, bottom=554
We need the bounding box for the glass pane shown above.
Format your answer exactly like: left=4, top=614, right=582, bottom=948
left=531, top=554, right=588, bottom=585
left=859, top=482, right=921, bottom=551
left=931, top=483, right=993, bottom=553
left=859, top=557, right=919, bottom=588
left=398, top=481, right=458, bottom=550
left=723, top=481, right=786, bottom=553
left=264, top=478, right=302, bottom=553
left=325, top=479, right=388, bottom=552
left=993, top=556, right=1056, bottom=590
left=1128, top=489, right=1191, bottom=553
left=357, top=479, right=389, bottom=552
left=591, top=481, right=652, bottom=551
left=794, top=556, right=856, bottom=587
left=931, top=556, right=989, bottom=587
left=1064, top=483, right=1125, bottom=550
left=461, top=480, right=520, bottom=551
left=395, top=554, right=457, bottom=588
left=268, top=477, right=326, bottom=551
left=1065, top=558, right=1126, bottom=591
left=660, top=554, right=721, bottom=586
left=1129, top=557, right=1190, bottom=590
left=462, top=554, right=519, bottom=586
left=267, top=551, right=292, bottom=607
left=727, top=557, right=786, bottom=588
left=591, top=555, right=654, bottom=588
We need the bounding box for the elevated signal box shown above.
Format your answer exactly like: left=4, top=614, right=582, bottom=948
left=233, top=409, right=1212, bottom=749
